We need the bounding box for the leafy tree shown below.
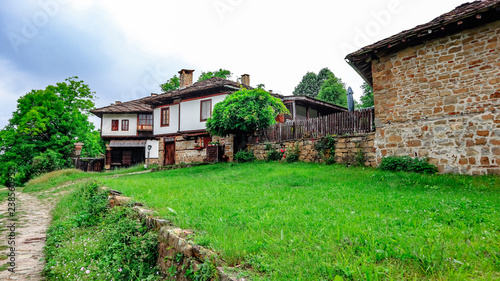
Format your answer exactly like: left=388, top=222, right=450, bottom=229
left=160, top=75, right=180, bottom=92
left=292, top=72, right=318, bottom=97
left=293, top=67, right=333, bottom=98
left=317, top=74, right=347, bottom=107
left=197, top=69, right=232, bottom=82
left=317, top=67, right=333, bottom=82
left=0, top=77, right=104, bottom=185
left=356, top=81, right=374, bottom=109
left=206, top=88, right=289, bottom=138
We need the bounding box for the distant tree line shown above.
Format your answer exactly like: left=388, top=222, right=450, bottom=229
left=292, top=67, right=374, bottom=109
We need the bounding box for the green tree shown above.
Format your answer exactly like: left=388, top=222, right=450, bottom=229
left=206, top=88, right=289, bottom=138
left=0, top=77, right=104, bottom=185
left=317, top=74, right=348, bottom=107
left=293, top=67, right=333, bottom=98
left=160, top=75, right=180, bottom=92
left=356, top=81, right=374, bottom=109
left=197, top=69, right=232, bottom=82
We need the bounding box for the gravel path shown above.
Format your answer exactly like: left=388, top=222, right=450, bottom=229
left=0, top=191, right=53, bottom=280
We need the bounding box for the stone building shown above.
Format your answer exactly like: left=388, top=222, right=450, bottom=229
left=346, top=0, right=500, bottom=175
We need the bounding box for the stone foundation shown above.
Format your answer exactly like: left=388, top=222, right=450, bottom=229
left=248, top=132, right=376, bottom=167
left=158, top=135, right=234, bottom=165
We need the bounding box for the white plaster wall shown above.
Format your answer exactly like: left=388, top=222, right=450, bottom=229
left=180, top=94, right=227, bottom=132
left=102, top=114, right=137, bottom=136
left=145, top=140, right=159, bottom=158
left=154, top=104, right=179, bottom=135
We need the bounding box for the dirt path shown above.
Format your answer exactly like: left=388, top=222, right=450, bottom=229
left=0, top=170, right=150, bottom=280
left=0, top=191, right=54, bottom=280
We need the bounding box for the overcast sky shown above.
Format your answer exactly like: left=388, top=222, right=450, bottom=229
left=1, top=0, right=469, bottom=129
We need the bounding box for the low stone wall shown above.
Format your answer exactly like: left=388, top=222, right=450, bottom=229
left=109, top=192, right=243, bottom=281
left=248, top=132, right=376, bottom=167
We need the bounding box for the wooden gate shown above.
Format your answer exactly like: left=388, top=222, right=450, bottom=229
left=164, top=142, right=175, bottom=166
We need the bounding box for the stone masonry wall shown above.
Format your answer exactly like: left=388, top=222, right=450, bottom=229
left=248, top=132, right=376, bottom=167
left=108, top=193, right=241, bottom=281
left=372, top=20, right=500, bottom=175
left=158, top=135, right=234, bottom=165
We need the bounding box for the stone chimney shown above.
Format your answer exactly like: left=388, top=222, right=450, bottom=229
left=179, top=69, right=195, bottom=88
left=151, top=93, right=158, bottom=97
left=115, top=101, right=122, bottom=104
left=241, top=74, right=250, bottom=87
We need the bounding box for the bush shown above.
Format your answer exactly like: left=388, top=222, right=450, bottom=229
left=234, top=150, right=256, bottom=163
left=380, top=156, right=438, bottom=174
left=285, top=145, right=300, bottom=163
left=314, top=135, right=336, bottom=164
left=44, top=182, right=159, bottom=280
left=266, top=150, right=283, bottom=162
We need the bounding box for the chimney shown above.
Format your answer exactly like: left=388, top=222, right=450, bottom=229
left=241, top=74, right=250, bottom=87
left=151, top=93, right=158, bottom=97
left=115, top=101, right=122, bottom=104
left=179, top=69, right=195, bottom=88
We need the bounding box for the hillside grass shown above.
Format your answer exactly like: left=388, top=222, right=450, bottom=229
left=99, top=162, right=500, bottom=280
left=23, top=164, right=152, bottom=193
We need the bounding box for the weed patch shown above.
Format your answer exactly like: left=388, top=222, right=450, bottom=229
left=43, top=181, right=160, bottom=280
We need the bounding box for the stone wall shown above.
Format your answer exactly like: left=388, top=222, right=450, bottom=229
left=158, top=135, right=234, bottom=165
left=372, top=20, right=500, bottom=175
left=109, top=193, right=241, bottom=281
left=248, top=132, right=376, bottom=167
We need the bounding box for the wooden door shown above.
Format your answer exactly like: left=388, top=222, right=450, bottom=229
left=164, top=142, right=175, bottom=166
left=122, top=151, right=132, bottom=166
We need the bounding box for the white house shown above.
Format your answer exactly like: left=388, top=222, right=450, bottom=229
left=91, top=96, right=159, bottom=169
left=146, top=70, right=248, bottom=165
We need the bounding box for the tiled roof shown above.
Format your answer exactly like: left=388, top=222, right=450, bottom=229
left=346, top=0, right=500, bottom=86
left=91, top=96, right=154, bottom=117
left=148, top=77, right=250, bottom=105
left=109, top=140, right=147, bottom=147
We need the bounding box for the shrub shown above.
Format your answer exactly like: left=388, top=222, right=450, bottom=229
left=266, top=150, right=283, bottom=162
left=380, top=156, right=438, bottom=174
left=315, top=134, right=336, bottom=164
left=44, top=182, right=159, bottom=280
left=285, top=145, right=300, bottom=163
left=234, top=150, right=256, bottom=163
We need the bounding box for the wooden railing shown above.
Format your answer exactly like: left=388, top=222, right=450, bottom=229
left=137, top=124, right=153, bottom=131
left=249, top=108, right=374, bottom=143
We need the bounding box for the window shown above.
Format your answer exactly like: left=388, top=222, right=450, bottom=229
left=121, top=120, right=129, bottom=131
left=200, top=99, right=212, bottom=121
left=138, top=114, right=153, bottom=125
left=161, top=107, right=170, bottom=127
left=111, top=120, right=119, bottom=131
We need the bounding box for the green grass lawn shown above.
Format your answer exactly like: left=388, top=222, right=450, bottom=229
left=22, top=164, right=152, bottom=193
left=98, top=162, right=500, bottom=280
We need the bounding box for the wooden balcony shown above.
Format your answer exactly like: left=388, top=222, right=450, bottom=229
left=137, top=124, right=153, bottom=131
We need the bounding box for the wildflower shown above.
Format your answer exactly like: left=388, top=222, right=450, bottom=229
left=86, top=270, right=90, bottom=274
left=118, top=268, right=122, bottom=272
left=81, top=267, right=84, bottom=271
left=280, top=149, right=284, bottom=153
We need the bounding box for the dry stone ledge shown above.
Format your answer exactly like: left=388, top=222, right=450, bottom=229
left=108, top=191, right=246, bottom=281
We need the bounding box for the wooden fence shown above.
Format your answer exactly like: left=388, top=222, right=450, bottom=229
left=249, top=108, right=374, bottom=143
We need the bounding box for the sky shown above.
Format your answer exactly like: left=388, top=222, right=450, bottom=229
left=0, top=0, right=469, bottom=129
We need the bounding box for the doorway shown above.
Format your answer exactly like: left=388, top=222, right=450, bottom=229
left=164, top=141, right=175, bottom=166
